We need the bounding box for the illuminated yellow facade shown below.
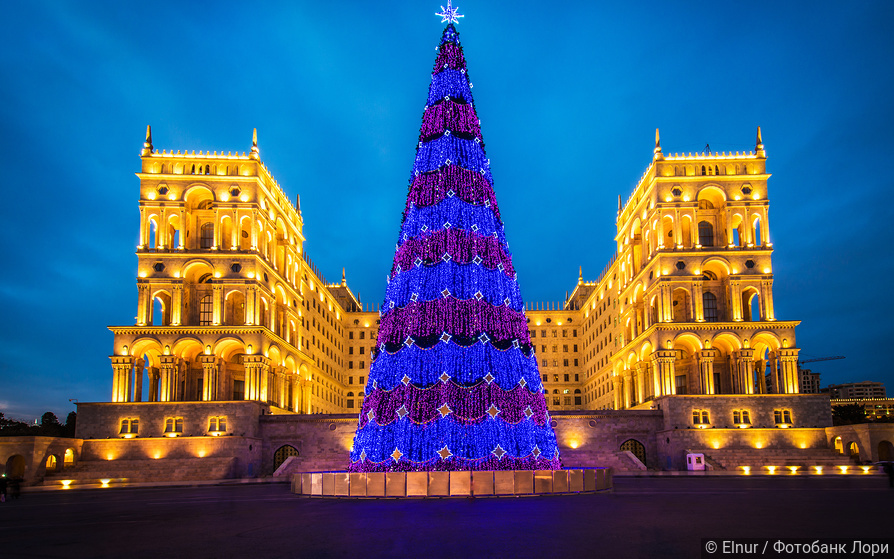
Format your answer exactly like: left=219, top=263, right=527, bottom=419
left=109, top=127, right=377, bottom=415
left=529, top=127, right=800, bottom=411
left=109, top=126, right=800, bottom=416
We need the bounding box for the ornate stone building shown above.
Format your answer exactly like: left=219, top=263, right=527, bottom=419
left=109, top=126, right=801, bottom=419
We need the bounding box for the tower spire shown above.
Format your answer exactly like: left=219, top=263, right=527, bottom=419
left=342, top=267, right=346, bottom=286
left=653, top=128, right=663, bottom=160
left=141, top=125, right=153, bottom=157
left=250, top=128, right=260, bottom=160
left=755, top=126, right=765, bottom=158
left=579, top=266, right=583, bottom=284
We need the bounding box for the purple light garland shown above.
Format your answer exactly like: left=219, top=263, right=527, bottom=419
left=404, top=164, right=501, bottom=220
left=419, top=101, right=481, bottom=140
left=378, top=297, right=530, bottom=345
left=349, top=455, right=562, bottom=473
left=358, top=382, right=548, bottom=429
left=391, top=228, right=514, bottom=278
left=432, top=41, right=466, bottom=73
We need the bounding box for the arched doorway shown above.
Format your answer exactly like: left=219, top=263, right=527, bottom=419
left=847, top=441, right=860, bottom=462
left=5, top=455, right=25, bottom=478
left=833, top=436, right=843, bottom=454
left=273, top=445, right=299, bottom=470
left=45, top=455, right=58, bottom=473
left=620, top=439, right=647, bottom=467
left=64, top=448, right=75, bottom=467
left=878, top=440, right=894, bottom=462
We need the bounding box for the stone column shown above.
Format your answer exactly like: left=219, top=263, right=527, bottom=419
left=635, top=362, right=647, bottom=404
left=246, top=285, right=256, bottom=325
left=199, top=355, right=219, bottom=401
left=768, top=352, right=781, bottom=394
left=212, top=284, right=222, bottom=325
left=622, top=370, right=633, bottom=409
left=732, top=349, right=755, bottom=394
left=692, top=281, right=704, bottom=322
left=777, top=348, right=800, bottom=394
left=110, top=356, right=134, bottom=403
left=755, top=359, right=767, bottom=394
left=133, top=358, right=145, bottom=402
left=760, top=279, right=775, bottom=321
left=697, top=350, right=716, bottom=395
left=171, top=284, right=183, bottom=326
left=662, top=284, right=673, bottom=323
left=137, top=284, right=150, bottom=326
left=612, top=375, right=624, bottom=410
left=651, top=349, right=677, bottom=397
left=158, top=355, right=178, bottom=402
left=729, top=280, right=742, bottom=322
left=147, top=367, right=160, bottom=402
left=243, top=355, right=269, bottom=402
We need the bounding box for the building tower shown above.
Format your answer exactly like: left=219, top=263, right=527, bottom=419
left=348, top=21, right=560, bottom=471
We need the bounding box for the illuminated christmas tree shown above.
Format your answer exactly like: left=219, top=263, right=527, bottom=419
left=348, top=7, right=561, bottom=472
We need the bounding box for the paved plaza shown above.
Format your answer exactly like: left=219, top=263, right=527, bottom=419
left=0, top=476, right=891, bottom=558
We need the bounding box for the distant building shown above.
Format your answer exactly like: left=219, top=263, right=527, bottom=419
left=799, top=369, right=822, bottom=394
left=830, top=398, right=894, bottom=421
left=827, top=382, right=886, bottom=400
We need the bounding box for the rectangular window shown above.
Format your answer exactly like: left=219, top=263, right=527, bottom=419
left=692, top=410, right=709, bottom=425
left=541, top=330, right=546, bottom=337
left=359, top=347, right=365, bottom=355
left=774, top=409, right=792, bottom=425
left=541, top=358, right=548, bottom=367
left=573, top=329, right=577, bottom=337
left=541, top=345, right=546, bottom=353
left=233, top=380, right=245, bottom=400
left=563, top=345, right=568, bottom=352
left=360, top=332, right=365, bottom=339
left=349, top=347, right=354, bottom=354
left=530, top=330, right=536, bottom=338
left=360, top=361, right=365, bottom=369
left=199, top=295, right=213, bottom=325
left=563, top=359, right=569, bottom=367
left=574, top=396, right=581, bottom=406
left=563, top=373, right=569, bottom=382
left=349, top=332, right=354, bottom=339
left=349, top=361, right=354, bottom=369
left=563, top=396, right=571, bottom=406
left=675, top=375, right=687, bottom=395
left=562, top=330, right=567, bottom=337
left=574, top=359, right=579, bottom=367
left=542, top=374, right=547, bottom=381
left=573, top=344, right=578, bottom=352
left=574, top=374, right=579, bottom=382
left=553, top=374, right=559, bottom=382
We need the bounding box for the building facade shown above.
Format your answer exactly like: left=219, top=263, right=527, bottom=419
left=827, top=382, right=886, bottom=400
left=108, top=126, right=801, bottom=420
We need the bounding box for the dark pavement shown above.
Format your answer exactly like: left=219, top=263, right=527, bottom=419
left=0, top=476, right=890, bottom=558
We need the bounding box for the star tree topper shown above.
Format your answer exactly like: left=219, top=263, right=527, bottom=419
left=436, top=0, right=464, bottom=24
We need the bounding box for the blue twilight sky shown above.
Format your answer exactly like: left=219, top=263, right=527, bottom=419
left=1, top=1, right=892, bottom=419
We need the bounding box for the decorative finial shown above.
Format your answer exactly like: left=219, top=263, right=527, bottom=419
left=250, top=128, right=260, bottom=160
left=755, top=126, right=765, bottom=157
left=578, top=266, right=583, bottom=283
left=141, top=125, right=153, bottom=157
left=342, top=268, right=346, bottom=286
left=617, top=194, right=622, bottom=213
left=436, top=0, right=464, bottom=24
left=653, top=128, right=662, bottom=160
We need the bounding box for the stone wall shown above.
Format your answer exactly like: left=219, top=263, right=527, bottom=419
left=654, top=394, right=832, bottom=431
left=259, top=414, right=356, bottom=476
left=826, top=424, right=894, bottom=463
left=75, top=401, right=271, bottom=439
left=0, top=436, right=83, bottom=484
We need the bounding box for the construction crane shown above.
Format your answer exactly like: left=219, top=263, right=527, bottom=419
left=798, top=355, right=845, bottom=366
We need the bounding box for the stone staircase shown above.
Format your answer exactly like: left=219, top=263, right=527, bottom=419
left=43, top=457, right=238, bottom=485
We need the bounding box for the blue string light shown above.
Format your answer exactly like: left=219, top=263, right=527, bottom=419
left=412, top=134, right=492, bottom=184
left=383, top=259, right=524, bottom=309
left=426, top=69, right=474, bottom=106
left=350, top=415, right=559, bottom=464
left=368, top=342, right=541, bottom=392
left=399, top=196, right=505, bottom=244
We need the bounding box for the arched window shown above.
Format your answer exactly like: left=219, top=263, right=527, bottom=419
left=698, top=221, right=714, bottom=247
left=200, top=223, right=214, bottom=249
left=703, top=292, right=718, bottom=322
left=208, top=416, right=227, bottom=433
left=64, top=448, right=74, bottom=466
left=45, top=455, right=57, bottom=472
left=847, top=441, right=859, bottom=461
